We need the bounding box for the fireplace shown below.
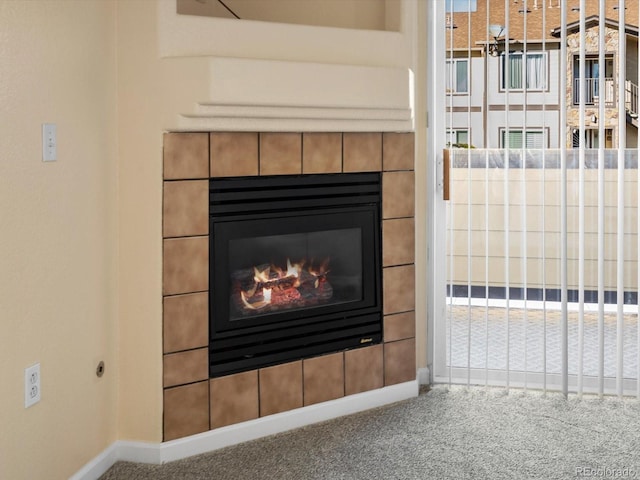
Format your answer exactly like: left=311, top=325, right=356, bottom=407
left=209, top=173, right=382, bottom=377
left=162, top=131, right=416, bottom=441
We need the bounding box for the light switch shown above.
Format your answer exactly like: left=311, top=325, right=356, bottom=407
left=42, top=123, right=57, bottom=162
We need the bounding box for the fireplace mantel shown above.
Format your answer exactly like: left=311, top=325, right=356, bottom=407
left=169, top=57, right=414, bottom=132
left=156, top=1, right=415, bottom=133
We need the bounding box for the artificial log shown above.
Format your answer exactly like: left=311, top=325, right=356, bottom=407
left=232, top=268, right=334, bottom=315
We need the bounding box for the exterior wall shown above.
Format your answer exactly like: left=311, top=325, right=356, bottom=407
left=447, top=111, right=484, bottom=148
left=450, top=47, right=563, bottom=148
left=0, top=1, right=118, bottom=479
left=449, top=26, right=640, bottom=148
left=628, top=36, right=638, bottom=85
left=485, top=110, right=562, bottom=149
left=486, top=48, right=562, bottom=149
left=628, top=124, right=639, bottom=149
left=447, top=55, right=484, bottom=109
left=487, top=49, right=562, bottom=108
left=447, top=55, right=484, bottom=147
left=565, top=25, right=620, bottom=148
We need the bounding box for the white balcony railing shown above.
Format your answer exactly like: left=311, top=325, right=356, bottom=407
left=626, top=80, right=639, bottom=119
left=448, top=148, right=639, bottom=298
left=572, top=77, right=615, bottom=107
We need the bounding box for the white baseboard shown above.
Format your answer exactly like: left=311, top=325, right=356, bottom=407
left=68, top=443, right=120, bottom=480
left=70, top=380, right=418, bottom=480
left=417, top=367, right=431, bottom=385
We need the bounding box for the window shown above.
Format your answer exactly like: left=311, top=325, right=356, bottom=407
left=446, top=0, right=477, bottom=12
left=446, top=59, right=469, bottom=94
left=447, top=129, right=469, bottom=146
left=500, top=129, right=546, bottom=149
left=501, top=52, right=547, bottom=90
left=572, top=128, right=613, bottom=149
left=572, top=56, right=614, bottom=105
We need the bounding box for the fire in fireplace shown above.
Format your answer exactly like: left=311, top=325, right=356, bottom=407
left=209, top=173, right=382, bottom=377
left=233, top=255, right=335, bottom=316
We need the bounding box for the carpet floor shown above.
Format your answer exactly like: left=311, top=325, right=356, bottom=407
left=100, top=386, right=640, bottom=479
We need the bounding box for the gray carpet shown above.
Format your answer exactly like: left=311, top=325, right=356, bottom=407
left=100, top=386, right=640, bottom=479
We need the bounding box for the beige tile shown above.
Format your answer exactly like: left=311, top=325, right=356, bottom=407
left=210, top=132, right=259, bottom=177
left=383, top=171, right=415, bottom=219
left=210, top=371, right=259, bottom=428
left=383, top=132, right=414, bottom=171
left=163, top=236, right=208, bottom=295
left=383, top=265, right=415, bottom=315
left=384, top=338, right=416, bottom=386
left=163, top=348, right=209, bottom=388
left=163, top=292, right=208, bottom=354
left=259, top=361, right=303, bottom=416
left=384, top=311, right=415, bottom=342
left=343, top=133, right=382, bottom=172
left=163, top=381, right=209, bottom=441
left=383, top=218, right=415, bottom=266
left=302, top=133, right=342, bottom=174
left=163, top=180, right=209, bottom=238
left=303, top=352, right=344, bottom=406
left=344, top=344, right=383, bottom=395
left=260, top=133, right=302, bottom=175
left=164, top=133, right=209, bottom=180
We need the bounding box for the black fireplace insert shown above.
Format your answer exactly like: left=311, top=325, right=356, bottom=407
left=209, top=173, right=382, bottom=377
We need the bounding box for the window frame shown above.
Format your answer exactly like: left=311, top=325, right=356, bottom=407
left=571, top=54, right=615, bottom=106
left=446, top=128, right=470, bottom=147
left=446, top=58, right=470, bottom=95
left=499, top=128, right=548, bottom=149
left=499, top=51, right=549, bottom=92
left=571, top=128, right=614, bottom=149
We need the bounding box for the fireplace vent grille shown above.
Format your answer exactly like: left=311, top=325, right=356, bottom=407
left=210, top=172, right=381, bottom=216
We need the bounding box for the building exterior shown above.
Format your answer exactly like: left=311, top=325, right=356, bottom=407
left=447, top=0, right=639, bottom=149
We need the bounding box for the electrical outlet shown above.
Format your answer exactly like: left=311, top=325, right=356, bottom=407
left=24, top=363, right=41, bottom=408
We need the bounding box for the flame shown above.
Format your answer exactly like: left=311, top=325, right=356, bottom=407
left=253, top=266, right=270, bottom=283
left=286, top=258, right=300, bottom=277
left=239, top=257, right=332, bottom=311
left=308, top=258, right=331, bottom=277
left=240, top=290, right=269, bottom=310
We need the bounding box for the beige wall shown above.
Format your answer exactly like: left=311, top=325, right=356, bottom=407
left=116, top=0, right=164, bottom=443
left=0, top=0, right=421, bottom=475
left=0, top=1, right=118, bottom=479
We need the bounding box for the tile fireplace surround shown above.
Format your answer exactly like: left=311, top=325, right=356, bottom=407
left=162, top=131, right=416, bottom=441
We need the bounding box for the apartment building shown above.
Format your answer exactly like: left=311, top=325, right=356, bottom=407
left=446, top=0, right=639, bottom=149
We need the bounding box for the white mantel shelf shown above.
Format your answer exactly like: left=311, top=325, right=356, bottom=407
left=171, top=57, right=414, bottom=132
left=178, top=104, right=412, bottom=132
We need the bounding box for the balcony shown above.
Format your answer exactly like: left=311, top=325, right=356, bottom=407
left=572, top=77, right=615, bottom=107
left=445, top=148, right=639, bottom=391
